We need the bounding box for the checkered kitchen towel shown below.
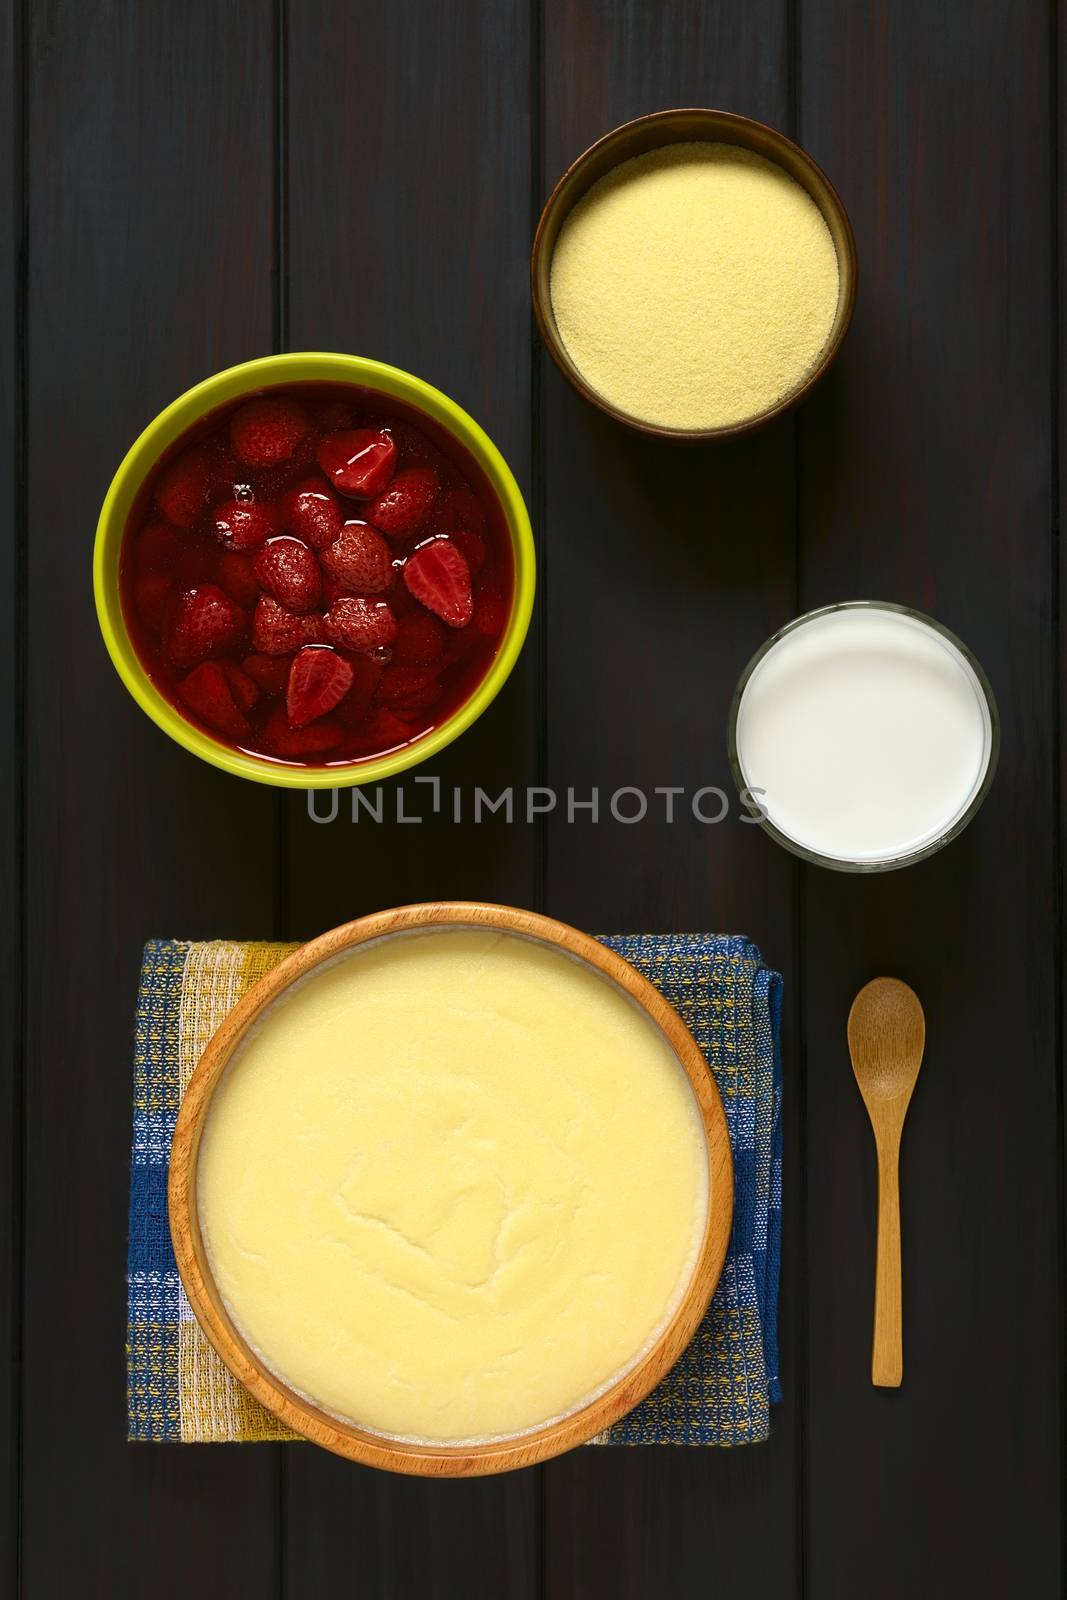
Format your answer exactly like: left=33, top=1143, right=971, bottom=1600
left=128, top=934, right=783, bottom=1447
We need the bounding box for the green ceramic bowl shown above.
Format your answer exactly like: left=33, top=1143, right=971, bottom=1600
left=94, top=353, right=535, bottom=789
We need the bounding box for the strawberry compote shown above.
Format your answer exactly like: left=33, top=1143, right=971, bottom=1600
left=120, top=384, right=514, bottom=766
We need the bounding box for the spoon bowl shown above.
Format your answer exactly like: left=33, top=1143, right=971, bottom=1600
left=848, top=978, right=925, bottom=1105
left=847, top=978, right=926, bottom=1386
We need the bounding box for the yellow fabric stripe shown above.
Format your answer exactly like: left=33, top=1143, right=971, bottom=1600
left=177, top=941, right=300, bottom=1443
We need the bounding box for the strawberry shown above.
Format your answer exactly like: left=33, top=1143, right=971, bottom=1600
left=286, top=646, right=354, bottom=729
left=134, top=571, right=172, bottom=632
left=213, top=498, right=278, bottom=552
left=325, top=596, right=398, bottom=653
left=358, top=706, right=413, bottom=752
left=387, top=420, right=442, bottom=469
left=384, top=571, right=417, bottom=616
left=392, top=611, right=445, bottom=666
left=242, top=652, right=292, bottom=695
left=230, top=396, right=309, bottom=467
left=252, top=594, right=326, bottom=655
left=173, top=537, right=217, bottom=587
left=249, top=439, right=315, bottom=501
left=206, top=444, right=243, bottom=499
left=220, top=660, right=260, bottom=714
left=450, top=525, right=487, bottom=576
left=178, top=662, right=252, bottom=740
left=320, top=521, right=392, bottom=594
left=434, top=485, right=487, bottom=536
left=279, top=477, right=344, bottom=550
left=215, top=549, right=260, bottom=609
left=321, top=574, right=350, bottom=608
left=313, top=398, right=355, bottom=434
left=473, top=584, right=508, bottom=637
left=155, top=447, right=209, bottom=529
left=443, top=622, right=480, bottom=662
left=136, top=521, right=180, bottom=572
left=263, top=706, right=343, bottom=758
left=164, top=585, right=245, bottom=668
left=335, top=653, right=384, bottom=727
left=366, top=467, right=439, bottom=538
left=317, top=428, right=397, bottom=498
left=253, top=536, right=321, bottom=612
left=403, top=538, right=473, bottom=628
left=377, top=664, right=442, bottom=713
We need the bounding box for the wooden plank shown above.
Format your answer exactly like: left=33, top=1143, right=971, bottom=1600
left=283, top=2, right=542, bottom=1592
left=2, top=0, right=23, bottom=1589
left=21, top=2, right=281, bottom=1594
left=284, top=1450, right=541, bottom=1600
left=282, top=0, right=539, bottom=926
left=799, top=3, right=1060, bottom=1593
left=539, top=3, right=802, bottom=1595
left=1061, top=0, right=1067, bottom=1586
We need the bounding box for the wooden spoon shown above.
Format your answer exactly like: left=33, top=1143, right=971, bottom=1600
left=847, top=978, right=925, bottom=1387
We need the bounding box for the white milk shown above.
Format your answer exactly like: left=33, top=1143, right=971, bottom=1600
left=734, top=606, right=995, bottom=864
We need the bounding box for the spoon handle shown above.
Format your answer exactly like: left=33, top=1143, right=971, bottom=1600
left=872, top=1136, right=903, bottom=1386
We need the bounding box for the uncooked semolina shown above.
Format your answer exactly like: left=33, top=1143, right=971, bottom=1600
left=549, top=142, right=840, bottom=430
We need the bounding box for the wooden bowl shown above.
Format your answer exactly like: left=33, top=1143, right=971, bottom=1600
left=169, top=902, right=734, bottom=1476
left=531, top=107, right=858, bottom=440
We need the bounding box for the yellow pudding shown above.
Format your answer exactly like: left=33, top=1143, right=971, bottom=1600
left=197, top=927, right=709, bottom=1444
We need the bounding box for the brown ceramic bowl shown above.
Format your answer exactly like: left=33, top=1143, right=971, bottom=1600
left=169, top=902, right=734, bottom=1476
left=531, top=107, right=858, bottom=440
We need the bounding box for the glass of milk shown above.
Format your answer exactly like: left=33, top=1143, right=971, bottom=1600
left=728, top=602, right=999, bottom=871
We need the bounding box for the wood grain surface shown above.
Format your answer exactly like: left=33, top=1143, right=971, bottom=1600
left=19, top=3, right=281, bottom=1596
left=4, top=0, right=1063, bottom=1595
left=2, top=0, right=21, bottom=1581
left=799, top=5, right=1060, bottom=1594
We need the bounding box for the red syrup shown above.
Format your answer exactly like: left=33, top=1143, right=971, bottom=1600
left=119, top=384, right=514, bottom=767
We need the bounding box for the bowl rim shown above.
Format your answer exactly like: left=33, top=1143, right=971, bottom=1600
left=531, top=106, right=859, bottom=441
left=168, top=901, right=735, bottom=1476
left=94, top=352, right=536, bottom=789
left=726, top=600, right=1002, bottom=872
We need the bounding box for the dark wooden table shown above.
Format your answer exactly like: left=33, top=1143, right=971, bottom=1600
left=4, top=1, right=1064, bottom=1595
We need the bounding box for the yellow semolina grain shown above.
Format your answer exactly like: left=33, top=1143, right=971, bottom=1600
left=549, top=142, right=840, bottom=431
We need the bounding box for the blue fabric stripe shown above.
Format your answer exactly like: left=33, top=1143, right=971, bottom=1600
left=597, top=934, right=782, bottom=1444
left=127, top=940, right=187, bottom=1441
